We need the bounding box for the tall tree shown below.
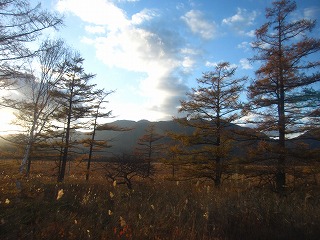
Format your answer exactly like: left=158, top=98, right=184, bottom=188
left=54, top=53, right=98, bottom=182
left=134, top=124, right=164, bottom=176
left=1, top=39, right=69, bottom=176
left=247, top=0, right=320, bottom=193
left=0, top=0, right=63, bottom=88
left=174, top=62, right=247, bottom=186
left=84, top=89, right=114, bottom=181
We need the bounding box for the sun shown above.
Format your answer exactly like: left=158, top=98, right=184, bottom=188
left=0, top=108, right=21, bottom=135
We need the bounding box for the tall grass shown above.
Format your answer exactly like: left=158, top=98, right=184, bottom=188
left=1, top=161, right=320, bottom=239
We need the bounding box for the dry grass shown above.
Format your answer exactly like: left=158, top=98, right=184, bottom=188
left=1, top=160, right=320, bottom=240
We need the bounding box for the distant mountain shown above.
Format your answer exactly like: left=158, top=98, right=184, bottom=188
left=1, top=120, right=318, bottom=160
left=290, top=128, right=320, bottom=149
left=89, top=119, right=267, bottom=156
left=92, top=119, right=194, bottom=155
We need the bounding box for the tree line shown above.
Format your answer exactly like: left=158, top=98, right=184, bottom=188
left=0, top=0, right=115, bottom=182
left=0, top=0, right=319, bottom=193
left=171, top=0, right=319, bottom=193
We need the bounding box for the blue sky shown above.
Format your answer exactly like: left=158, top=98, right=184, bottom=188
left=32, top=0, right=320, bottom=122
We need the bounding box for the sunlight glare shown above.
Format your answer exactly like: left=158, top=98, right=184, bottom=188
left=0, top=108, right=20, bottom=135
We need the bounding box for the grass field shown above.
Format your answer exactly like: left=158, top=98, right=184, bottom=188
left=1, top=160, right=320, bottom=239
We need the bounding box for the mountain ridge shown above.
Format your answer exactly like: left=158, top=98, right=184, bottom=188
left=1, top=120, right=319, bottom=158
left=91, top=119, right=266, bottom=156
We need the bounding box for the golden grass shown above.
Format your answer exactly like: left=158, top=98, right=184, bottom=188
left=1, top=160, right=320, bottom=240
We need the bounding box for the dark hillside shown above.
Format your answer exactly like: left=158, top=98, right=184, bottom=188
left=292, top=129, right=320, bottom=149
left=91, top=119, right=267, bottom=157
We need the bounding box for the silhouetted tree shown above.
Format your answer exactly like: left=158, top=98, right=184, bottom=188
left=1, top=39, right=69, bottom=176
left=83, top=89, right=114, bottom=180
left=54, top=53, right=98, bottom=182
left=134, top=124, right=164, bottom=176
left=104, top=153, right=149, bottom=189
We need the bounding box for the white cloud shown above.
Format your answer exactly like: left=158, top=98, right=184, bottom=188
left=181, top=56, right=195, bottom=74
left=222, top=8, right=258, bottom=36
left=57, top=0, right=189, bottom=120
left=205, top=61, right=237, bottom=70
left=181, top=10, right=217, bottom=39
left=176, top=3, right=185, bottom=10
left=81, top=37, right=95, bottom=45
left=180, top=47, right=200, bottom=55
left=84, top=25, right=106, bottom=34
left=245, top=30, right=255, bottom=37
left=131, top=8, right=158, bottom=25
left=205, top=61, right=217, bottom=68
left=56, top=0, right=129, bottom=31
left=90, top=28, right=176, bottom=73
left=180, top=48, right=199, bottom=74
left=237, top=41, right=247, bottom=48
left=237, top=41, right=251, bottom=52
left=182, top=56, right=194, bottom=68
left=235, top=113, right=259, bottom=128
left=239, top=58, right=252, bottom=70
left=222, top=8, right=257, bottom=26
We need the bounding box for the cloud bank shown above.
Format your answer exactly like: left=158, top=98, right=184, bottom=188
left=56, top=0, right=194, bottom=120
left=55, top=1, right=263, bottom=120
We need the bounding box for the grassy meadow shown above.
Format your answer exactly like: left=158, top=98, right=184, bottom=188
left=1, top=160, right=320, bottom=240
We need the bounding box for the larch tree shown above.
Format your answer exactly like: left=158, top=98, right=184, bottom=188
left=83, top=89, right=114, bottom=181
left=174, top=62, right=247, bottom=186
left=134, top=123, right=164, bottom=176
left=247, top=0, right=320, bottom=193
left=54, top=53, right=98, bottom=182
left=0, top=0, right=63, bottom=89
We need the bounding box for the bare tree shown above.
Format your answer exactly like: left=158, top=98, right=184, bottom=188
left=0, top=0, right=63, bottom=88
left=104, top=153, right=149, bottom=189
left=1, top=39, right=69, bottom=176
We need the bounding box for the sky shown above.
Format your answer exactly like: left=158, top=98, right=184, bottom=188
left=1, top=0, right=320, bottom=134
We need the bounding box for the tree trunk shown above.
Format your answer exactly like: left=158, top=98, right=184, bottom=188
left=20, top=117, right=37, bottom=175
left=215, top=157, right=222, bottom=187
left=57, top=80, right=74, bottom=182
left=26, top=155, right=32, bottom=177
left=276, top=100, right=286, bottom=193
left=276, top=22, right=286, bottom=194
left=215, top=102, right=222, bottom=187
left=86, top=111, right=99, bottom=181
left=58, top=123, right=71, bottom=182
left=20, top=142, right=32, bottom=174
left=86, top=128, right=96, bottom=181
